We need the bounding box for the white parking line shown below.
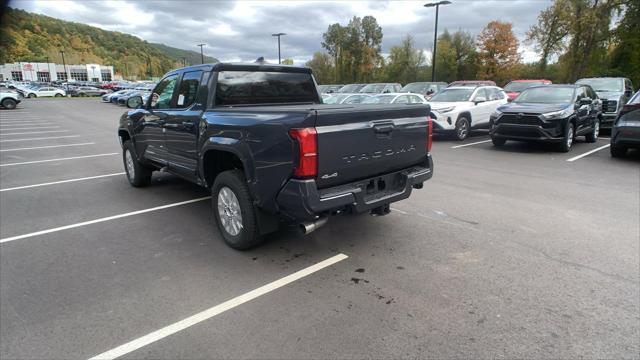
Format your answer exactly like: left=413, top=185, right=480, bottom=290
left=0, top=197, right=211, bottom=244
left=87, top=253, right=349, bottom=360
left=0, top=172, right=125, bottom=192
left=0, top=142, right=95, bottom=152
left=0, top=153, right=118, bottom=167
left=451, top=139, right=492, bottom=149
left=0, top=135, right=81, bottom=142
left=0, top=130, right=69, bottom=136
left=0, top=121, right=51, bottom=124
left=0, top=126, right=60, bottom=131
left=566, top=144, right=610, bottom=162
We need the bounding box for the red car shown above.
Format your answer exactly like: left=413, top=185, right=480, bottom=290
left=503, top=79, right=552, bottom=101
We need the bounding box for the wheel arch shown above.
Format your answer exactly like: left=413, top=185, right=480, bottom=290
left=457, top=111, right=472, bottom=124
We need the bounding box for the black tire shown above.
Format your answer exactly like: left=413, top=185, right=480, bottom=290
left=28, top=93, right=36, bottom=98
left=610, top=145, right=627, bottom=158
left=558, top=122, right=574, bottom=153
left=585, top=118, right=600, bottom=143
left=122, top=141, right=152, bottom=187
left=491, top=136, right=506, bottom=146
left=454, top=116, right=471, bottom=141
left=55, top=93, right=63, bottom=97
left=212, top=170, right=262, bottom=250
left=1, top=98, right=17, bottom=109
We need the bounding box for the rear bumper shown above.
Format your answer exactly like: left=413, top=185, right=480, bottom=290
left=276, top=155, right=433, bottom=221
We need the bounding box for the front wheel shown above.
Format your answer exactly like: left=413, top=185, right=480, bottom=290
left=558, top=122, right=574, bottom=152
left=122, top=141, right=152, bottom=187
left=212, top=170, right=262, bottom=250
left=610, top=145, right=627, bottom=158
left=55, top=93, right=63, bottom=97
left=585, top=119, right=600, bottom=143
left=28, top=93, right=36, bottom=98
left=1, top=98, right=17, bottom=109
left=454, top=116, right=470, bottom=141
left=491, top=136, right=506, bottom=146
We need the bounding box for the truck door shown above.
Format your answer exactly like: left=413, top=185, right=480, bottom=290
left=134, top=74, right=179, bottom=166
left=163, top=70, right=205, bottom=180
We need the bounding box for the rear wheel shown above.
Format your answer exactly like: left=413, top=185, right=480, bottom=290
left=28, top=93, right=36, bottom=98
left=491, top=136, right=506, bottom=146
left=610, top=145, right=627, bottom=157
left=454, top=116, right=470, bottom=141
left=1, top=98, right=17, bottom=109
left=585, top=119, right=600, bottom=143
left=122, top=141, right=152, bottom=187
left=558, top=122, right=574, bottom=152
left=55, top=93, right=63, bottom=97
left=212, top=170, right=262, bottom=250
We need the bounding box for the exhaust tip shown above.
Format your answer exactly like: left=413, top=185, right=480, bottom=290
left=299, top=216, right=328, bottom=235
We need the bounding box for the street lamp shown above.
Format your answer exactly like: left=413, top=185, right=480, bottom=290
left=59, top=49, right=68, bottom=93
left=271, top=33, right=286, bottom=64
left=424, top=1, right=452, bottom=82
left=197, top=43, right=206, bottom=64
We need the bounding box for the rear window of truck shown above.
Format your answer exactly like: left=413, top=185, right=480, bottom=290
left=215, top=71, right=319, bottom=106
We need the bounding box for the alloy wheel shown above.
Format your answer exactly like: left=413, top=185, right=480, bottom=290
left=217, top=187, right=243, bottom=236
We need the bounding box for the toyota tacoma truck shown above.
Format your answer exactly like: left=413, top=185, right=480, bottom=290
left=119, top=63, right=433, bottom=249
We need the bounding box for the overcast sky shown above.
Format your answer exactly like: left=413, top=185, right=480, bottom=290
left=11, top=0, right=552, bottom=64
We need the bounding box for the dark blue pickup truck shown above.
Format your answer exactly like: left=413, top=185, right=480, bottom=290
left=119, top=63, right=433, bottom=249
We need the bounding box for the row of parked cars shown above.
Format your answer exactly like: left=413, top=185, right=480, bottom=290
left=317, top=77, right=637, bottom=154
left=100, top=85, right=154, bottom=106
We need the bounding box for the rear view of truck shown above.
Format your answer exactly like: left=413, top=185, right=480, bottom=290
left=277, top=103, right=433, bottom=229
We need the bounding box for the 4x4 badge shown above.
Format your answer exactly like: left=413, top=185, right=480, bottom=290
left=321, top=172, right=338, bottom=179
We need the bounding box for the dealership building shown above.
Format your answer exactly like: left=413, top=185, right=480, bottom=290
left=0, top=62, right=114, bottom=82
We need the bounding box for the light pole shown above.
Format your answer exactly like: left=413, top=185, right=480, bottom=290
left=182, top=57, right=187, bottom=67
left=45, top=56, right=52, bottom=82
left=197, top=43, right=205, bottom=64
left=424, top=1, right=451, bottom=82
left=271, top=33, right=286, bottom=64
left=59, top=50, right=68, bottom=93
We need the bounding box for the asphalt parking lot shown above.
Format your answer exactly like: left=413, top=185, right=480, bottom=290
left=1, top=99, right=638, bottom=359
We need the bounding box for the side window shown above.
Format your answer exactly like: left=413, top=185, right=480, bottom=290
left=150, top=74, right=178, bottom=109
left=395, top=95, right=409, bottom=104
left=587, top=87, right=597, bottom=99
left=473, top=88, right=488, bottom=101
left=177, top=71, right=203, bottom=108
left=410, top=95, right=422, bottom=104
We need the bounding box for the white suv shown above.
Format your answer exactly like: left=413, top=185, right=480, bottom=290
left=0, top=89, right=21, bottom=109
left=427, top=85, right=508, bottom=140
left=22, top=86, right=66, bottom=98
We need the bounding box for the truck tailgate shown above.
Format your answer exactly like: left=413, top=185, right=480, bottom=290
left=314, top=104, right=430, bottom=188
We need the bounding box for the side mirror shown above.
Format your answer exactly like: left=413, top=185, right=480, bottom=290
left=579, top=98, right=593, bottom=105
left=127, top=95, right=143, bottom=109
left=624, top=90, right=632, bottom=97
left=507, top=97, right=513, bottom=103
left=474, top=97, right=486, bottom=104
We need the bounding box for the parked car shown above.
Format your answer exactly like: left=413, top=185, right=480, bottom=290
left=119, top=63, right=433, bottom=249
left=118, top=91, right=150, bottom=105
left=503, top=79, right=552, bottom=101
left=489, top=84, right=602, bottom=152
left=110, top=90, right=137, bottom=103
left=323, top=93, right=372, bottom=104
left=338, top=84, right=366, bottom=93
left=19, top=86, right=66, bottom=98
left=362, top=93, right=427, bottom=104
left=102, top=89, right=129, bottom=102
left=610, top=90, right=640, bottom=157
left=401, top=82, right=448, bottom=99
left=575, top=77, right=634, bottom=129
left=0, top=89, right=21, bottom=109
left=427, top=85, right=508, bottom=140
left=317, top=84, right=344, bottom=94
left=448, top=80, right=497, bottom=87
left=69, top=86, right=109, bottom=97
left=359, top=83, right=402, bottom=94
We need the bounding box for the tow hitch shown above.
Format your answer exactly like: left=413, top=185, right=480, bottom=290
left=370, top=204, right=391, bottom=216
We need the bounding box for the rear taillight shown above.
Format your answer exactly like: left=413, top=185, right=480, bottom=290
left=427, top=116, right=433, bottom=152
left=289, top=128, right=318, bottom=178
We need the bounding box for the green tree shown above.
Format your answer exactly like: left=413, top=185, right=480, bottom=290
left=434, top=34, right=458, bottom=83
left=384, top=35, right=425, bottom=84
left=306, top=52, right=334, bottom=84
left=608, top=1, right=640, bottom=85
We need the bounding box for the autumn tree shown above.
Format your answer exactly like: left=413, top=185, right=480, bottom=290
left=476, top=21, right=520, bottom=84
left=305, top=52, right=334, bottom=84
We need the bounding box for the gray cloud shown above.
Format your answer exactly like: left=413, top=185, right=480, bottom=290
left=10, top=0, right=551, bottom=63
